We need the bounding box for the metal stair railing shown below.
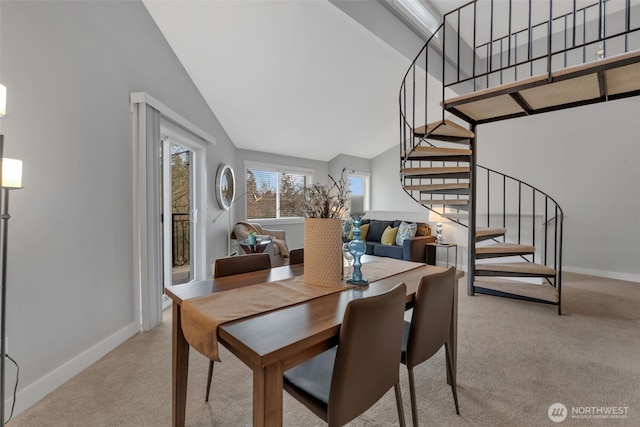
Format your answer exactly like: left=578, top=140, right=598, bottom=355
left=398, top=0, right=622, bottom=314
left=475, top=165, right=564, bottom=289
left=442, top=0, right=640, bottom=98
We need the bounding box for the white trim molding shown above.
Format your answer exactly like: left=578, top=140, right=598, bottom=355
left=130, top=92, right=216, bottom=145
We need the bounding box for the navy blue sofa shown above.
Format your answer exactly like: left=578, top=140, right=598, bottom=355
left=349, top=219, right=435, bottom=263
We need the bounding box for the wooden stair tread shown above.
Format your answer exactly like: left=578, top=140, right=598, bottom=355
left=405, top=183, right=469, bottom=192
left=476, top=262, right=556, bottom=276
left=476, top=227, right=507, bottom=238
left=414, top=119, right=475, bottom=139
left=443, top=49, right=640, bottom=124
left=419, top=198, right=468, bottom=205
left=475, top=227, right=507, bottom=242
left=401, top=166, right=469, bottom=176
left=476, top=243, right=535, bottom=255
left=405, top=146, right=472, bottom=157
left=474, top=277, right=559, bottom=303
left=440, top=212, right=469, bottom=220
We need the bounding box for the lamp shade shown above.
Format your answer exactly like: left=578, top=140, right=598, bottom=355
left=2, top=158, right=22, bottom=188
left=0, top=84, right=6, bottom=117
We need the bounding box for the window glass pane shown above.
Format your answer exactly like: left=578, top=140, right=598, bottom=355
left=247, top=166, right=311, bottom=220
left=349, top=176, right=364, bottom=196
left=279, top=172, right=308, bottom=217
left=349, top=173, right=370, bottom=211
left=247, top=169, right=277, bottom=219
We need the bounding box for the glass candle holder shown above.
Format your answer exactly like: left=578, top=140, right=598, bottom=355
left=347, top=215, right=368, bottom=285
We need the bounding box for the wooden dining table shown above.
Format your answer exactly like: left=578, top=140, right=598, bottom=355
left=165, top=256, right=458, bottom=427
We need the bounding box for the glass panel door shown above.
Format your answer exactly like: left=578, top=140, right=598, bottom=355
left=162, top=136, right=195, bottom=288
left=170, top=142, right=193, bottom=284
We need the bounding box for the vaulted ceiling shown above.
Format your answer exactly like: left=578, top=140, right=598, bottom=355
left=143, top=0, right=627, bottom=161
left=143, top=0, right=420, bottom=161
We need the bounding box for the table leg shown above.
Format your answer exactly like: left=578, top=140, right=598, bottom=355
left=172, top=302, right=190, bottom=427
left=253, top=363, right=284, bottom=427
left=447, top=275, right=458, bottom=385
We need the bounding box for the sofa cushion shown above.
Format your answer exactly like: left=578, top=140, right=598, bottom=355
left=374, top=243, right=403, bottom=259
left=396, top=221, right=418, bottom=246
left=364, top=241, right=376, bottom=255
left=367, top=220, right=394, bottom=242
left=381, top=226, right=399, bottom=245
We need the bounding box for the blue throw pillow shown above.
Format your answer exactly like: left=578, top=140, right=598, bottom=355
left=396, top=221, right=417, bottom=246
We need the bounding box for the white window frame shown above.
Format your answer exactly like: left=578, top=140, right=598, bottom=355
left=244, top=160, right=314, bottom=226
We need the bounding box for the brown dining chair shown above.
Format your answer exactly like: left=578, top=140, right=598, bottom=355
left=213, top=253, right=271, bottom=279
left=289, top=248, right=304, bottom=265
left=205, top=253, right=272, bottom=401
left=283, top=283, right=407, bottom=427
left=401, top=266, right=459, bottom=426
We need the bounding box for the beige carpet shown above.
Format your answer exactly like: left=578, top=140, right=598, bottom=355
left=10, top=272, right=640, bottom=426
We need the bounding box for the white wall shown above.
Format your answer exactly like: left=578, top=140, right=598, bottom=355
left=478, top=97, right=640, bottom=280
left=0, top=0, right=238, bottom=413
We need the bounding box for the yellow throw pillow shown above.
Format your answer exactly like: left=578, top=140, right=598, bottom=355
left=348, top=223, right=369, bottom=240
left=359, top=223, right=369, bottom=241
left=381, top=226, right=398, bottom=245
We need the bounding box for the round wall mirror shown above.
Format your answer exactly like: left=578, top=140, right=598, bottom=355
left=215, top=164, right=236, bottom=209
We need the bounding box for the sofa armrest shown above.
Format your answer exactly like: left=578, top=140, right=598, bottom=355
left=402, top=235, right=436, bottom=262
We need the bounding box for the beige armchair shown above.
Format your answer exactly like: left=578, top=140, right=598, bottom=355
left=231, top=222, right=289, bottom=267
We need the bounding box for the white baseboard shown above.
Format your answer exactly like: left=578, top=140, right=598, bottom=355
left=8, top=321, right=140, bottom=417
left=563, top=266, right=640, bottom=284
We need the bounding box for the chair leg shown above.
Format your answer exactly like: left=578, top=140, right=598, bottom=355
left=205, top=360, right=215, bottom=402
left=394, top=382, right=406, bottom=427
left=407, top=368, right=419, bottom=427
left=445, top=343, right=460, bottom=415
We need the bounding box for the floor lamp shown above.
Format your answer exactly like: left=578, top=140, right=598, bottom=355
left=0, top=153, right=22, bottom=427
left=0, top=83, right=23, bottom=426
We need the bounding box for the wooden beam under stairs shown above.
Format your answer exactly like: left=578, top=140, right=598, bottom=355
left=443, top=49, right=640, bottom=124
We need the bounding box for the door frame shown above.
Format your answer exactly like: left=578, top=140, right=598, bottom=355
left=131, top=92, right=215, bottom=330
left=161, top=120, right=207, bottom=289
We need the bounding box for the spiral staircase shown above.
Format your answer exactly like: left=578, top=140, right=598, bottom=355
left=400, top=0, right=640, bottom=314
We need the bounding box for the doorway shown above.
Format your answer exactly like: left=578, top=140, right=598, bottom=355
left=131, top=92, right=213, bottom=330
